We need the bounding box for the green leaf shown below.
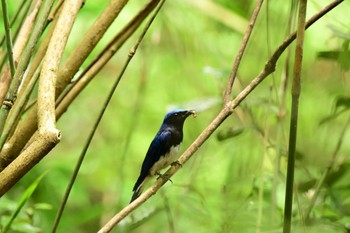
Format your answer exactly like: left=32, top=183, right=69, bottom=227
left=2, top=172, right=47, bottom=233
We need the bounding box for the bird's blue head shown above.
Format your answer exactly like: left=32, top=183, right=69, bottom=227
left=163, top=109, right=196, bottom=127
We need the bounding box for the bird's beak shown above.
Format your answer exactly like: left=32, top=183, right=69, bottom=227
left=188, top=110, right=197, bottom=118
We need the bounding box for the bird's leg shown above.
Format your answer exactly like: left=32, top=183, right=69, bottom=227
left=171, top=160, right=182, bottom=168
left=156, top=171, right=173, bottom=183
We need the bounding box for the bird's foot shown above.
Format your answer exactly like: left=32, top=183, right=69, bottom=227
left=156, top=172, right=173, bottom=183
left=171, top=160, right=182, bottom=168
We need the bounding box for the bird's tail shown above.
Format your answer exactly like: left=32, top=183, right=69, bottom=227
left=130, top=176, right=151, bottom=203
left=130, top=186, right=142, bottom=203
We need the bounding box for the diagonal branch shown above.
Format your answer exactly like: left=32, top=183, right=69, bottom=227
left=223, top=0, right=264, bottom=104
left=98, top=0, right=345, bottom=231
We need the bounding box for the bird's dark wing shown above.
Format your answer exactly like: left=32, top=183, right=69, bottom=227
left=132, top=129, right=176, bottom=192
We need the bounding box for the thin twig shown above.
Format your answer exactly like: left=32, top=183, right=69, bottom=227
left=52, top=1, right=165, bottom=232
left=0, top=0, right=27, bottom=46
left=0, top=0, right=29, bottom=72
left=283, top=0, right=307, bottom=232
left=98, top=1, right=344, bottom=230
left=223, top=0, right=264, bottom=104
left=0, top=63, right=42, bottom=151
left=0, top=0, right=42, bottom=108
left=1, top=0, right=16, bottom=76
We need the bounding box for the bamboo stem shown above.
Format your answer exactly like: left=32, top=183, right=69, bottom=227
left=0, top=0, right=55, bottom=140
left=283, top=0, right=307, bottom=232
left=0, top=0, right=16, bottom=76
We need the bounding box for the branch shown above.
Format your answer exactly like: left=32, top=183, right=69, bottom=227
left=0, top=134, right=58, bottom=195
left=13, top=0, right=44, bottom=62
left=98, top=0, right=345, bottom=231
left=0, top=63, right=42, bottom=152
left=38, top=0, right=83, bottom=133
left=223, top=0, right=264, bottom=104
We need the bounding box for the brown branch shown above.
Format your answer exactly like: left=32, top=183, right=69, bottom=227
left=13, top=0, right=44, bottom=62
left=38, top=0, right=83, bottom=132
left=98, top=0, right=345, bottom=231
left=0, top=133, right=59, bottom=195
left=223, top=0, right=264, bottom=104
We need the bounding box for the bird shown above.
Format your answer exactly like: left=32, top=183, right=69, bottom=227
left=130, top=109, right=196, bottom=203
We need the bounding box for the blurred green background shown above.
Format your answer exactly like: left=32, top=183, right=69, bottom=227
left=1, top=0, right=350, bottom=232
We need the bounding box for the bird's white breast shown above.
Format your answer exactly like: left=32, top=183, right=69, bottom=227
left=149, top=143, right=181, bottom=176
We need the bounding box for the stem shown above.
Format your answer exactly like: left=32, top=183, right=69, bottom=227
left=1, top=0, right=16, bottom=76
left=283, top=0, right=307, bottom=232
left=223, top=0, right=264, bottom=104
left=272, top=0, right=298, bottom=208
left=0, top=0, right=42, bottom=105
left=0, top=0, right=27, bottom=46
left=0, top=63, right=42, bottom=151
